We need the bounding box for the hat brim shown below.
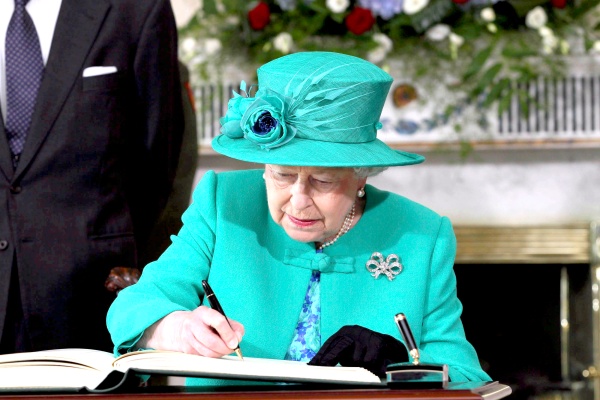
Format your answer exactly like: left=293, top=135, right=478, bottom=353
left=212, top=135, right=425, bottom=167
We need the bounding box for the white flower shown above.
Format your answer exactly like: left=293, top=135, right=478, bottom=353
left=538, top=26, right=569, bottom=55
left=480, top=7, right=496, bottom=22
left=538, top=26, right=553, bottom=37
left=226, top=15, right=240, bottom=25
left=181, top=37, right=198, bottom=56
left=203, top=38, right=222, bottom=56
left=425, top=24, right=450, bottom=41
left=449, top=32, right=464, bottom=47
left=367, top=47, right=388, bottom=64
left=373, top=33, right=393, bottom=52
left=170, top=0, right=202, bottom=28
left=403, top=0, right=429, bottom=15
left=542, top=32, right=559, bottom=53
left=525, top=6, right=548, bottom=30
left=326, top=0, right=349, bottom=13
left=449, top=32, right=464, bottom=60
left=486, top=23, right=497, bottom=33
left=273, top=32, right=294, bottom=54
left=366, top=34, right=392, bottom=63
left=591, top=41, right=600, bottom=54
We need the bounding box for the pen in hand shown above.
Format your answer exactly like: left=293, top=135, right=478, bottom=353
left=394, top=313, right=419, bottom=365
left=201, top=280, right=244, bottom=360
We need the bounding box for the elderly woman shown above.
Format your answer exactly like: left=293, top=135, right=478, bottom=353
left=107, top=52, right=490, bottom=384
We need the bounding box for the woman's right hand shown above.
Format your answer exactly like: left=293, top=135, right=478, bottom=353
left=138, top=306, right=245, bottom=358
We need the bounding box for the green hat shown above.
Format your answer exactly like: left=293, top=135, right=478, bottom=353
left=212, top=51, right=424, bottom=167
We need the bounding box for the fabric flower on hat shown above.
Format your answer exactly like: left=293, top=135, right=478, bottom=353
left=220, top=82, right=296, bottom=150
left=241, top=90, right=295, bottom=149
left=220, top=83, right=255, bottom=138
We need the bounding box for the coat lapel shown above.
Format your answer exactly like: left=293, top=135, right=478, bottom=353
left=14, top=0, right=110, bottom=178
left=0, top=109, right=12, bottom=180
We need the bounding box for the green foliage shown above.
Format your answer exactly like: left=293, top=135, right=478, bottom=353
left=179, top=0, right=600, bottom=119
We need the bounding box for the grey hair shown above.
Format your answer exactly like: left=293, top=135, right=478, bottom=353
left=353, top=167, right=388, bottom=178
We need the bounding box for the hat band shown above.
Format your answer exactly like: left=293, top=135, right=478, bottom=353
left=219, top=81, right=382, bottom=151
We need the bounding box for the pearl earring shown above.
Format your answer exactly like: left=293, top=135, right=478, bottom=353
left=357, top=188, right=365, bottom=198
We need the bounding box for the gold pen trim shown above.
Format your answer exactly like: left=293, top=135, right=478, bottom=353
left=234, top=348, right=244, bottom=361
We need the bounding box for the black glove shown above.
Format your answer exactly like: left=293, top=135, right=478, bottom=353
left=308, top=325, right=408, bottom=377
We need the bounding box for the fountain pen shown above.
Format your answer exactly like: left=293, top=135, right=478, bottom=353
left=201, top=280, right=244, bottom=360
left=394, top=313, right=419, bottom=365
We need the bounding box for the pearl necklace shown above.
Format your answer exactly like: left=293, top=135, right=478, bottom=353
left=317, top=203, right=356, bottom=250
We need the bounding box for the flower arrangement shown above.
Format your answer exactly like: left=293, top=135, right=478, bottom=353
left=177, top=0, right=600, bottom=121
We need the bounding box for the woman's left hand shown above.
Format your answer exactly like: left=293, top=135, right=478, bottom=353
left=308, top=325, right=408, bottom=376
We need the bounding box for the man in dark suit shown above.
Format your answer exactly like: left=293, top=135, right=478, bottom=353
left=104, top=61, right=198, bottom=292
left=0, top=0, right=185, bottom=353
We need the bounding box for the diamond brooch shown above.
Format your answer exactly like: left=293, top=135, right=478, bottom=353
left=365, top=252, right=403, bottom=281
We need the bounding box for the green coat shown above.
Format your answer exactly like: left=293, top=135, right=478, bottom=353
left=107, top=169, right=491, bottom=384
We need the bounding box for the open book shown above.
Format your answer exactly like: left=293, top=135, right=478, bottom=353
left=0, top=348, right=383, bottom=393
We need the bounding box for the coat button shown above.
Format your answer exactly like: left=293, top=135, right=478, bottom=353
left=10, top=185, right=21, bottom=194
left=0, top=240, right=8, bottom=251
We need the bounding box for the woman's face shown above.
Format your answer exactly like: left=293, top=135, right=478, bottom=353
left=264, top=164, right=367, bottom=244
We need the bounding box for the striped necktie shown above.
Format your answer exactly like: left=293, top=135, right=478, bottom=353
left=5, top=0, right=44, bottom=166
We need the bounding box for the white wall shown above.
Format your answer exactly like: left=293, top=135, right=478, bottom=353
left=194, top=146, right=600, bottom=226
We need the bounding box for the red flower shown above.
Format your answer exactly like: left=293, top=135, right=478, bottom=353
left=345, top=7, right=375, bottom=36
left=248, top=1, right=270, bottom=31
left=452, top=0, right=469, bottom=4
left=551, top=0, right=567, bottom=8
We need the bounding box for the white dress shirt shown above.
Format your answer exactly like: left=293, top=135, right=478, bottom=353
left=0, top=0, right=62, bottom=122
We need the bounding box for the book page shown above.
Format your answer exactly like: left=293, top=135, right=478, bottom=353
left=113, top=350, right=383, bottom=385
left=0, top=348, right=115, bottom=371
left=0, top=349, right=116, bottom=391
left=0, top=365, right=109, bottom=391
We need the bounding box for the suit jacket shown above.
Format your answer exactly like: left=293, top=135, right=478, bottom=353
left=0, top=0, right=184, bottom=352
left=141, top=61, right=197, bottom=266
left=107, top=170, right=491, bottom=384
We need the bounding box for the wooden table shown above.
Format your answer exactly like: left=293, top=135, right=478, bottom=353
left=0, top=382, right=512, bottom=400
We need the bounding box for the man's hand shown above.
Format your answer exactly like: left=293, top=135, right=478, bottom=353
left=104, top=267, right=141, bottom=293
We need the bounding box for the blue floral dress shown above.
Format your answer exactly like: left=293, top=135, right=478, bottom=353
left=284, top=269, right=321, bottom=362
